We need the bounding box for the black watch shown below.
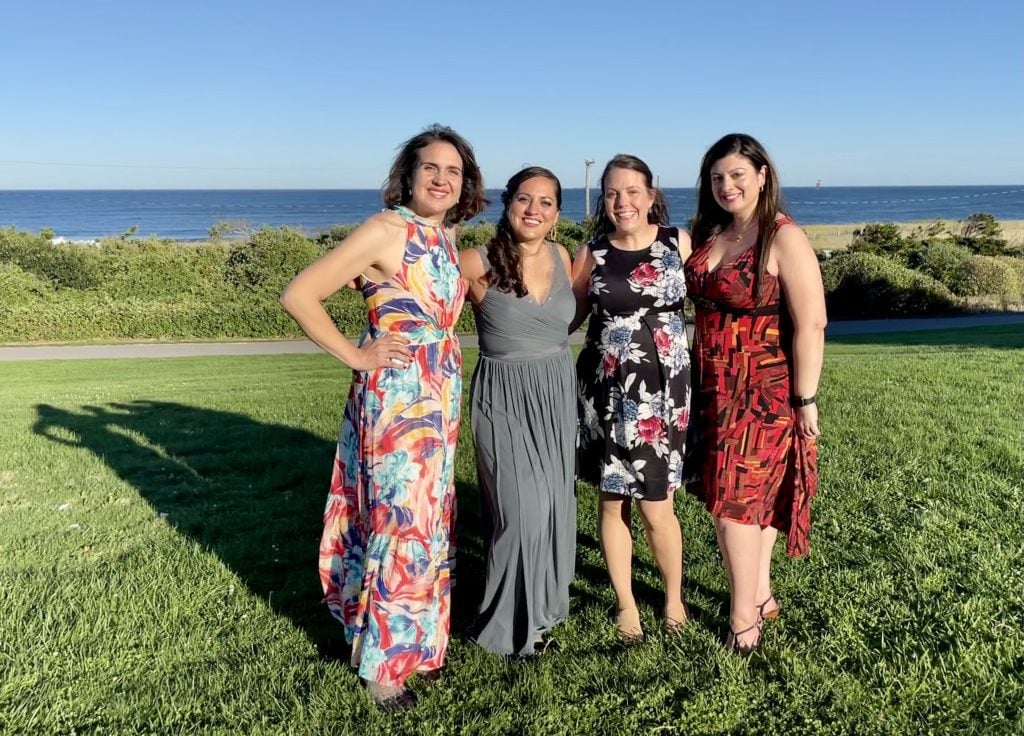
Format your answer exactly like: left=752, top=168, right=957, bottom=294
left=791, top=394, right=816, bottom=407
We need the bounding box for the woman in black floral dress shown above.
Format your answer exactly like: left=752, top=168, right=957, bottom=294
left=571, top=154, right=692, bottom=641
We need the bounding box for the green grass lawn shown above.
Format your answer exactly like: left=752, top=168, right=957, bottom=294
left=1, top=329, right=1022, bottom=735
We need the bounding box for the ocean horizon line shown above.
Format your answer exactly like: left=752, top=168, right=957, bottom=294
left=1, top=184, right=1022, bottom=193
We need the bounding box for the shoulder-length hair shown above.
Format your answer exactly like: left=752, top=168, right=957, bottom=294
left=382, top=124, right=488, bottom=226
left=487, top=166, right=562, bottom=297
left=692, top=133, right=787, bottom=301
left=592, top=154, right=669, bottom=238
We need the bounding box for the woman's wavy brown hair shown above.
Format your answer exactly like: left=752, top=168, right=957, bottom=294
left=691, top=133, right=787, bottom=301
left=486, top=166, right=562, bottom=297
left=592, top=154, right=669, bottom=238
left=382, top=124, right=488, bottom=226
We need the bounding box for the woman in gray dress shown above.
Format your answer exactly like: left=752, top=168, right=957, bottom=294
left=460, top=166, right=577, bottom=657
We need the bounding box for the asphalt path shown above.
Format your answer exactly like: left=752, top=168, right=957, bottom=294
left=1, top=313, right=1021, bottom=362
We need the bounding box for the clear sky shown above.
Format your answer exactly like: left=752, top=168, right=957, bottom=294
left=1, top=0, right=1021, bottom=189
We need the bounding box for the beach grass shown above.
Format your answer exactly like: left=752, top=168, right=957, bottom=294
left=803, top=219, right=1024, bottom=252
left=1, top=329, right=1022, bottom=735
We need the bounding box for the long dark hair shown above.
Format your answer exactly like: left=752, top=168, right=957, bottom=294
left=692, top=133, right=786, bottom=301
left=382, top=124, right=488, bottom=226
left=487, top=166, right=562, bottom=297
left=592, top=154, right=669, bottom=238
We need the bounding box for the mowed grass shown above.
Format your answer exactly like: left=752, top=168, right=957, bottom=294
left=1, top=329, right=1022, bottom=735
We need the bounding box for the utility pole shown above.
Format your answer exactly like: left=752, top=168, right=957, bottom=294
left=584, top=159, right=595, bottom=217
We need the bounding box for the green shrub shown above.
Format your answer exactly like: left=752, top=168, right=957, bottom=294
left=954, top=213, right=1008, bottom=255
left=958, top=255, right=1021, bottom=305
left=849, top=223, right=929, bottom=267
left=94, top=239, right=233, bottom=299
left=916, top=241, right=973, bottom=295
left=314, top=225, right=357, bottom=249
left=225, top=227, right=321, bottom=294
left=0, top=228, right=103, bottom=289
left=994, top=255, right=1024, bottom=286
left=821, top=252, right=959, bottom=318
left=0, top=262, right=53, bottom=306
left=552, top=219, right=587, bottom=255
left=454, top=222, right=496, bottom=252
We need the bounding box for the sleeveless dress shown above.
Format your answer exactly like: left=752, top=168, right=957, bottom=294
left=470, top=242, right=577, bottom=656
left=577, top=227, right=691, bottom=501
left=319, top=205, right=466, bottom=687
left=684, top=216, right=818, bottom=557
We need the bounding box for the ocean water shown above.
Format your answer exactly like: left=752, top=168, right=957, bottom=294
left=0, top=186, right=1021, bottom=241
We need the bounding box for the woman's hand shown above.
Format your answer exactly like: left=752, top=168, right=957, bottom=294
left=795, top=403, right=820, bottom=439
left=352, top=334, right=413, bottom=371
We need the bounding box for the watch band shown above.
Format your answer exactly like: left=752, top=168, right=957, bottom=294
left=792, top=394, right=816, bottom=407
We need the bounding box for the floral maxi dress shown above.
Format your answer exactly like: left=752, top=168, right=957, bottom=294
left=319, top=205, right=466, bottom=687
left=577, top=227, right=691, bottom=501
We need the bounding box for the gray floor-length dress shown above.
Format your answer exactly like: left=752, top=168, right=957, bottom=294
left=470, top=242, right=577, bottom=656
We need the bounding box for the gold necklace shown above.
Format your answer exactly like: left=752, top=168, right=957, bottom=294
left=728, top=223, right=757, bottom=242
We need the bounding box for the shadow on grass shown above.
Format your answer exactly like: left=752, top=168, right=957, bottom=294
left=30, top=400, right=622, bottom=661
left=33, top=400, right=353, bottom=658
left=828, top=324, right=1024, bottom=349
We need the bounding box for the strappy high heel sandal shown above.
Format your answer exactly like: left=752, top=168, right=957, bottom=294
left=615, top=607, right=644, bottom=644
left=757, top=595, right=780, bottom=621
left=663, top=601, right=690, bottom=635
left=725, top=619, right=763, bottom=655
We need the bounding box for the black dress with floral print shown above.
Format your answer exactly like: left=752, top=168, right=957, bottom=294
left=576, top=226, right=691, bottom=501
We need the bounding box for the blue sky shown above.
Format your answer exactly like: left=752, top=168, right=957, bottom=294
left=1, top=0, right=1021, bottom=188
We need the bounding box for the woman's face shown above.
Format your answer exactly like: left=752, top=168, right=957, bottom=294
left=507, top=176, right=559, bottom=245
left=407, top=141, right=464, bottom=220
left=603, top=167, right=654, bottom=235
left=709, top=153, right=766, bottom=219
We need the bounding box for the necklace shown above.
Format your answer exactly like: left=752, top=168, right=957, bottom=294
left=727, top=223, right=757, bottom=242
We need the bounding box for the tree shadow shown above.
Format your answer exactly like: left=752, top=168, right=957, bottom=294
left=828, top=323, right=1024, bottom=350
left=33, top=400, right=353, bottom=657
left=32, top=399, right=505, bottom=660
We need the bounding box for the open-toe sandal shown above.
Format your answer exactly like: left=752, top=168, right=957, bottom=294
left=757, top=595, right=780, bottom=621
left=725, top=620, right=763, bottom=655
left=615, top=608, right=644, bottom=644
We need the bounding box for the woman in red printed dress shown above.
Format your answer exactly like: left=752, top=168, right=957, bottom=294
left=685, top=133, right=826, bottom=654
left=281, top=125, right=486, bottom=708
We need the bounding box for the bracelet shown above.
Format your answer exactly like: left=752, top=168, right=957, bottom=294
left=791, top=394, right=816, bottom=407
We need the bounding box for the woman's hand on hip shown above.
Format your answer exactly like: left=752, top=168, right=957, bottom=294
left=353, top=334, right=412, bottom=371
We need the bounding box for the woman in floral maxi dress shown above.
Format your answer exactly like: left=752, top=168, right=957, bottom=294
left=281, top=125, right=486, bottom=709
left=571, top=154, right=692, bottom=642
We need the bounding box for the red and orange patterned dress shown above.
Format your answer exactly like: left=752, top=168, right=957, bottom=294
left=685, top=217, right=817, bottom=556
left=319, top=205, right=466, bottom=686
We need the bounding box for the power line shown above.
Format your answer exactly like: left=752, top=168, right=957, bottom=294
left=0, top=159, right=348, bottom=172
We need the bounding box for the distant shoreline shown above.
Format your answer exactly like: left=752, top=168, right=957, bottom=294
left=46, top=217, right=1024, bottom=251
left=4, top=185, right=1022, bottom=240
left=3, top=185, right=1022, bottom=192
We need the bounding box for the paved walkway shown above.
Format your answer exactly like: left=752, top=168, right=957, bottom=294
left=1, top=313, right=1021, bottom=362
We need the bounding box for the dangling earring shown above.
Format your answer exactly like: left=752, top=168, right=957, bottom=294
left=550, top=217, right=559, bottom=243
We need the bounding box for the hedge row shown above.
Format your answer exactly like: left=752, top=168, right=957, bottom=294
left=3, top=217, right=1020, bottom=343
left=820, top=252, right=959, bottom=319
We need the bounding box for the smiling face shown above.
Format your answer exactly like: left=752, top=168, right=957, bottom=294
left=407, top=141, right=464, bottom=220
left=602, top=167, right=655, bottom=235
left=709, top=153, right=766, bottom=220
left=507, top=175, right=559, bottom=245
